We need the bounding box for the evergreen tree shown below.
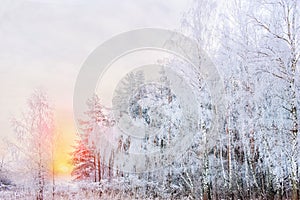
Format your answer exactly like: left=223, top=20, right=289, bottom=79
left=71, top=139, right=95, bottom=181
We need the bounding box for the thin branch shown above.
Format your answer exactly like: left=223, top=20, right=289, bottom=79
left=282, top=105, right=292, bottom=113
left=259, top=68, right=288, bottom=81
left=251, top=16, right=291, bottom=45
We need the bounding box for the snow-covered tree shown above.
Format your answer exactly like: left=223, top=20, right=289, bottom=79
left=11, top=90, right=55, bottom=200
left=181, top=0, right=300, bottom=198
left=71, top=139, right=95, bottom=181
left=78, top=94, right=115, bottom=182
left=249, top=1, right=299, bottom=198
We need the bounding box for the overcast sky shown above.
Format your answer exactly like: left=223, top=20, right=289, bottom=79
left=0, top=0, right=193, bottom=142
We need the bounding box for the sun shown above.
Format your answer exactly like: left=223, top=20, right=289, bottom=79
left=56, top=164, right=72, bottom=175
left=59, top=165, right=69, bottom=173
left=53, top=152, right=73, bottom=176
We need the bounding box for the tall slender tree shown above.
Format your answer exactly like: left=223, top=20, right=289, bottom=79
left=11, top=90, right=54, bottom=200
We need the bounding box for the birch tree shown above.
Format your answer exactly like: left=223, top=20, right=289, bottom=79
left=248, top=0, right=300, bottom=198
left=11, top=90, right=55, bottom=200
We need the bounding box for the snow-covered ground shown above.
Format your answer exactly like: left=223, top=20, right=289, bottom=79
left=0, top=180, right=193, bottom=200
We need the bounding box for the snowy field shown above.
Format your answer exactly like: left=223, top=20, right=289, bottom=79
left=0, top=182, right=193, bottom=200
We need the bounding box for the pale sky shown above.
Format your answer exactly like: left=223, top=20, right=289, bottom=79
left=0, top=0, right=193, bottom=143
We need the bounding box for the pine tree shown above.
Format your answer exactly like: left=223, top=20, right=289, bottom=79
left=78, top=94, right=114, bottom=182
left=71, top=139, right=95, bottom=181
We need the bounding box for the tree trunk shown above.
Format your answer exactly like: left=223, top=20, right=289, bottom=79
left=94, top=155, right=97, bottom=182
left=97, top=152, right=101, bottom=182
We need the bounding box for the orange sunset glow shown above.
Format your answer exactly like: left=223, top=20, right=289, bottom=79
left=52, top=110, right=77, bottom=177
